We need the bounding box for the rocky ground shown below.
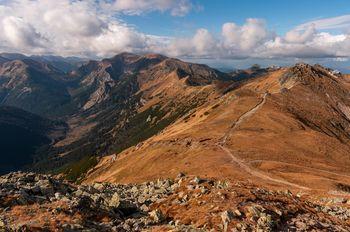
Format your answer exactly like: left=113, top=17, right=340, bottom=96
left=1, top=172, right=350, bottom=231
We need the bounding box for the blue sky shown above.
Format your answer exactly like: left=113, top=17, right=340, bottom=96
left=123, top=0, right=350, bottom=36
left=0, top=0, right=350, bottom=70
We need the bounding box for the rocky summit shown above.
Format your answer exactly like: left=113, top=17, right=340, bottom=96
left=1, top=172, right=350, bottom=231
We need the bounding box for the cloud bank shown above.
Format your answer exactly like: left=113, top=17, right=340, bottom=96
left=0, top=0, right=350, bottom=60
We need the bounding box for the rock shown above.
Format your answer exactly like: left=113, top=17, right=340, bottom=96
left=149, top=209, right=164, bottom=223
left=2, top=172, right=350, bottom=231
left=93, top=183, right=104, bottom=191
left=170, top=183, right=179, bottom=190
left=284, top=190, right=292, bottom=197
left=54, top=192, right=62, bottom=200
left=200, top=187, right=208, bottom=194
left=274, top=209, right=282, bottom=216
left=109, top=193, right=121, bottom=208
left=221, top=210, right=234, bottom=232
left=192, top=177, right=205, bottom=184
left=138, top=195, right=146, bottom=204
left=234, top=209, right=242, bottom=217
left=131, top=186, right=138, bottom=193
left=257, top=213, right=274, bottom=230
left=247, top=205, right=265, bottom=219
left=177, top=172, right=185, bottom=178
left=140, top=204, right=149, bottom=212
left=0, top=219, right=5, bottom=228
left=295, top=221, right=307, bottom=230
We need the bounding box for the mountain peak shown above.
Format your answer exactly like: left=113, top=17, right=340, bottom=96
left=280, top=63, right=343, bottom=88
left=109, top=52, right=141, bottom=63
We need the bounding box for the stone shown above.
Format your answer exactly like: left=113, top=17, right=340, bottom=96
left=177, top=173, right=185, bottom=178
left=221, top=210, right=234, bottom=222
left=93, top=183, right=104, bottom=191
left=274, top=209, right=282, bottom=216
left=54, top=192, right=62, bottom=200
left=192, top=177, right=204, bottom=184
left=109, top=193, right=121, bottom=208
left=234, top=209, right=242, bottom=217
left=257, top=214, right=273, bottom=229
left=149, top=209, right=164, bottom=223
left=131, top=186, right=138, bottom=193
left=140, top=204, right=149, bottom=212
left=221, top=210, right=234, bottom=232
left=200, top=187, right=208, bottom=194
left=138, top=195, right=146, bottom=204
left=0, top=219, right=5, bottom=228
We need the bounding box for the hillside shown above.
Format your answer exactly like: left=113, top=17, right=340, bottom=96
left=85, top=63, right=350, bottom=192
left=0, top=53, right=86, bottom=73
left=32, top=53, right=231, bottom=174
left=1, top=52, right=349, bottom=193
left=0, top=59, right=72, bottom=117
left=0, top=106, right=66, bottom=174
left=1, top=55, right=350, bottom=231
left=2, top=172, right=350, bottom=231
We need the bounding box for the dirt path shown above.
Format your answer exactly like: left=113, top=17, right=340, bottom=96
left=218, top=93, right=310, bottom=190
left=219, top=145, right=309, bottom=190
left=222, top=93, right=267, bottom=143
left=249, top=160, right=350, bottom=179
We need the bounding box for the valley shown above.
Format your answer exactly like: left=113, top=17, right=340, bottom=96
left=1, top=52, right=350, bottom=231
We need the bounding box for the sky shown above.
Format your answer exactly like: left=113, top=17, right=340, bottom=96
left=1, top=0, right=350, bottom=70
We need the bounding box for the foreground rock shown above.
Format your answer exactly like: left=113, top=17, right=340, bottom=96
left=0, top=172, right=176, bottom=231
left=1, top=172, right=350, bottom=231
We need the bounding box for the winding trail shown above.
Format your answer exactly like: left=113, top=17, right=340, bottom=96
left=218, top=145, right=309, bottom=190
left=218, top=93, right=310, bottom=190
left=221, top=93, right=267, bottom=144
left=249, top=160, right=350, bottom=179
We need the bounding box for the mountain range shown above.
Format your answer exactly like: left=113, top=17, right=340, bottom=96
left=0, top=52, right=350, bottom=191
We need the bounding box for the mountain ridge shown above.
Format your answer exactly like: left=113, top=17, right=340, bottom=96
left=1, top=52, right=350, bottom=192
left=84, top=61, right=350, bottom=192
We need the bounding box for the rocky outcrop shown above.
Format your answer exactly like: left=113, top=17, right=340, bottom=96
left=1, top=172, right=350, bottom=231
left=280, top=63, right=350, bottom=143
left=0, top=172, right=178, bottom=231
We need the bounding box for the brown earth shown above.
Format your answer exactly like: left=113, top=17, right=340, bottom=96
left=85, top=63, right=350, bottom=194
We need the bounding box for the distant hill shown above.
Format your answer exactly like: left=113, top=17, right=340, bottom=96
left=32, top=52, right=231, bottom=173
left=0, top=53, right=87, bottom=73
left=0, top=59, right=74, bottom=117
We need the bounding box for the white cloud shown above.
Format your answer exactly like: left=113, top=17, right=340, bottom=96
left=0, top=0, right=166, bottom=56
left=0, top=1, right=350, bottom=60
left=295, top=15, right=350, bottom=31
left=2, top=16, right=45, bottom=48
left=285, top=25, right=316, bottom=43
left=166, top=29, right=220, bottom=58
left=221, top=19, right=274, bottom=56
left=103, top=0, right=194, bottom=16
